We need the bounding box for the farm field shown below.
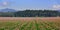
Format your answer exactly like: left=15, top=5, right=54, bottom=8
left=0, top=17, right=60, bottom=30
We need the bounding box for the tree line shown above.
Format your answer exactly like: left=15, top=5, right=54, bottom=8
left=0, top=10, right=60, bottom=17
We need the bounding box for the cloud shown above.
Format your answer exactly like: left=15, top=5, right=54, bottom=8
left=0, top=2, right=8, bottom=7
left=53, top=5, right=60, bottom=9
left=3, top=2, right=8, bottom=6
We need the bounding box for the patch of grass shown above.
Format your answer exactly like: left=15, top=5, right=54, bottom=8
left=34, top=20, right=40, bottom=30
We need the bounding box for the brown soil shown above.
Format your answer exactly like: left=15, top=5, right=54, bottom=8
left=0, top=17, right=60, bottom=22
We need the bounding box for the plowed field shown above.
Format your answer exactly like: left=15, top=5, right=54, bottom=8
left=0, top=17, right=60, bottom=30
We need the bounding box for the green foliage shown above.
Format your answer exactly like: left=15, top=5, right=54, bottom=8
left=0, top=10, right=60, bottom=17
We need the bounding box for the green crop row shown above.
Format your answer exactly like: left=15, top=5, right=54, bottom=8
left=0, top=20, right=60, bottom=30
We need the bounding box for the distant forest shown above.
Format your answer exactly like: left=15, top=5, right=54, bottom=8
left=0, top=10, right=60, bottom=17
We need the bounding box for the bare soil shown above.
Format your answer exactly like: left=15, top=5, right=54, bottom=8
left=0, top=17, right=60, bottom=22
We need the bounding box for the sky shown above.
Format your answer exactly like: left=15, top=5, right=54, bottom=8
left=0, top=0, right=60, bottom=11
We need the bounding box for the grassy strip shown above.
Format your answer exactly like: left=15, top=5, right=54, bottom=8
left=42, top=21, right=59, bottom=30
left=27, top=21, right=33, bottom=30
left=34, top=20, right=40, bottom=30
left=20, top=22, right=29, bottom=30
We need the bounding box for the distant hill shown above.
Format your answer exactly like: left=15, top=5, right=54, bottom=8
left=0, top=8, right=16, bottom=12
left=57, top=10, right=60, bottom=12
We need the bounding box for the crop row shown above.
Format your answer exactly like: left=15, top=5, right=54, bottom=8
left=0, top=20, right=60, bottom=30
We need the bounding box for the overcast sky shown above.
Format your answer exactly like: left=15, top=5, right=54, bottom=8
left=0, top=0, right=60, bottom=10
